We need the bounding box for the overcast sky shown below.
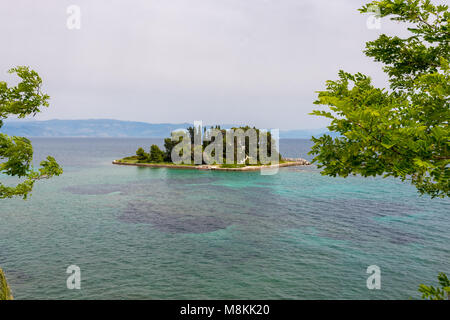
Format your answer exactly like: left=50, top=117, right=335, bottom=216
left=0, top=0, right=410, bottom=129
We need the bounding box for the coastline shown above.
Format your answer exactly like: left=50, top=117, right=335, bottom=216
left=112, top=159, right=310, bottom=171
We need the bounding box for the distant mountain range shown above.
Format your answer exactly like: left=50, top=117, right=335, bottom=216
left=1, top=119, right=336, bottom=139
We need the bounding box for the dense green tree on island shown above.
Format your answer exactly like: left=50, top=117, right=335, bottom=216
left=135, top=147, right=149, bottom=161
left=310, top=0, right=449, bottom=199
left=148, top=144, right=165, bottom=163
left=134, top=126, right=281, bottom=165
left=201, top=125, right=279, bottom=164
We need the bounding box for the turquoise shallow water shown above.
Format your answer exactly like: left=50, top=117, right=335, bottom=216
left=0, top=138, right=449, bottom=299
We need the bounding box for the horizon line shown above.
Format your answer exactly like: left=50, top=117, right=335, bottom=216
left=4, top=118, right=327, bottom=131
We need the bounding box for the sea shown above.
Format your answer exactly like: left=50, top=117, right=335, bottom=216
left=0, top=138, right=448, bottom=299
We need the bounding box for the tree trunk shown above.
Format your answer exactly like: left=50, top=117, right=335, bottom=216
left=0, top=268, right=13, bottom=300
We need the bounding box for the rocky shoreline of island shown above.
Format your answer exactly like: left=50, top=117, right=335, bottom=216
left=112, top=158, right=310, bottom=171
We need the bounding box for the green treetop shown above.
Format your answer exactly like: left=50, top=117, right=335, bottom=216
left=0, top=268, right=13, bottom=300
left=0, top=66, right=63, bottom=199
left=135, top=147, right=149, bottom=161
left=310, top=0, right=449, bottom=198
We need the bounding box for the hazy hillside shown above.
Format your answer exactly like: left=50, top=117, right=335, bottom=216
left=1, top=119, right=333, bottom=139
left=1, top=120, right=193, bottom=138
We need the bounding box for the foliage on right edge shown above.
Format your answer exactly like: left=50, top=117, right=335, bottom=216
left=419, top=272, right=450, bottom=300
left=309, top=0, right=449, bottom=198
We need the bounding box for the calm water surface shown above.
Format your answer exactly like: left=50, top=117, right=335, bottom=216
left=0, top=138, right=448, bottom=299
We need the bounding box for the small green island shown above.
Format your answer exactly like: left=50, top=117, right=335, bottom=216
left=113, top=126, right=310, bottom=171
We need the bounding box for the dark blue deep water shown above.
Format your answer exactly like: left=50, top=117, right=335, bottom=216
left=0, top=138, right=448, bottom=299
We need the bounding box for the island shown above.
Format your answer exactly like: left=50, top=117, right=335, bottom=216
left=113, top=125, right=310, bottom=171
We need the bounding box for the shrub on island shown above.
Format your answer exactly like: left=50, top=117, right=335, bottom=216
left=148, top=145, right=165, bottom=163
